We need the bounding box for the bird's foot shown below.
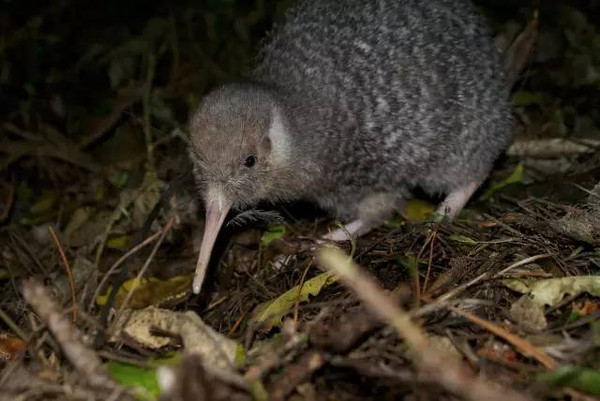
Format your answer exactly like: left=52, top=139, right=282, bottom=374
left=433, top=181, right=481, bottom=221
left=428, top=210, right=450, bottom=223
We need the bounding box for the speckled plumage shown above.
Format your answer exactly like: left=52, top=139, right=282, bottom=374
left=188, top=0, right=513, bottom=291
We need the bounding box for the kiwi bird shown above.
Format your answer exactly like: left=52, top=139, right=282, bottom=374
left=188, top=0, right=513, bottom=294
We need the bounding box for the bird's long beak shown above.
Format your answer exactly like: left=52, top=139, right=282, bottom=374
left=192, top=200, right=230, bottom=294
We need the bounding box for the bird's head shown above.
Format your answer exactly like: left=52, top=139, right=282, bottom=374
left=188, top=83, right=292, bottom=293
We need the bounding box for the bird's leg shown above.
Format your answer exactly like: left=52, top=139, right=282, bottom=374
left=321, top=192, right=402, bottom=242
left=432, top=181, right=480, bottom=221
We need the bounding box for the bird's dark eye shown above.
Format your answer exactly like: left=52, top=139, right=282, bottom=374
left=244, top=155, right=257, bottom=168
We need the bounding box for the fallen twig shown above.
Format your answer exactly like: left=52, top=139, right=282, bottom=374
left=309, top=306, right=381, bottom=353
left=244, top=329, right=307, bottom=382
left=269, top=350, right=325, bottom=401
left=507, top=138, right=600, bottom=158
left=329, top=355, right=420, bottom=384
left=48, top=227, right=77, bottom=323
left=1, top=123, right=101, bottom=171
left=21, top=278, right=118, bottom=390
left=448, top=306, right=558, bottom=370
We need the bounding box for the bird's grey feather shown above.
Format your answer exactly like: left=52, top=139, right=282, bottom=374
left=189, top=0, right=512, bottom=223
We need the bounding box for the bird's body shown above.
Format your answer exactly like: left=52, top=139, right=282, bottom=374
left=188, top=0, right=512, bottom=293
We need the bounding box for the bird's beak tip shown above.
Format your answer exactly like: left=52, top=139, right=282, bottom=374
left=191, top=199, right=230, bottom=295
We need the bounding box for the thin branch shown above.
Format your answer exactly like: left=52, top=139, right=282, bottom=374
left=48, top=227, right=77, bottom=323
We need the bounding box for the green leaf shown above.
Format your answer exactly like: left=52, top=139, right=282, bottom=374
left=260, top=224, right=286, bottom=247
left=480, top=164, right=524, bottom=200
left=106, top=354, right=181, bottom=399
left=107, top=362, right=160, bottom=400
left=404, top=199, right=435, bottom=221
left=384, top=215, right=404, bottom=229
left=502, top=276, right=600, bottom=307
left=538, top=365, right=600, bottom=395
left=250, top=272, right=337, bottom=330
left=396, top=254, right=419, bottom=277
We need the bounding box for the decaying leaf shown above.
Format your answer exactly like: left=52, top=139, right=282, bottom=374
left=509, top=295, right=548, bottom=331
left=64, top=207, right=93, bottom=240
left=571, top=299, right=600, bottom=316
left=96, top=275, right=192, bottom=309
left=127, top=171, right=165, bottom=228
left=250, top=272, right=337, bottom=330
left=0, top=332, right=26, bottom=361
left=115, top=307, right=177, bottom=349
left=51, top=255, right=96, bottom=302
left=503, top=276, right=600, bottom=307
left=113, top=306, right=242, bottom=370
left=425, top=335, right=462, bottom=360
left=64, top=208, right=113, bottom=247
left=553, top=204, right=600, bottom=246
